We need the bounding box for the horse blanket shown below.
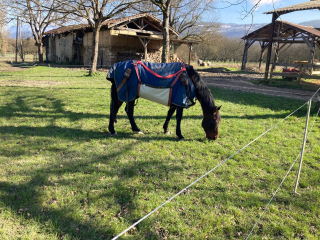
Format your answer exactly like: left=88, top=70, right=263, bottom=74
left=107, top=60, right=196, bottom=108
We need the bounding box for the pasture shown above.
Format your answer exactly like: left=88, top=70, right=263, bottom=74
left=0, top=65, right=319, bottom=239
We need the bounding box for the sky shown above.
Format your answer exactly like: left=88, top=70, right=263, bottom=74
left=216, top=0, right=320, bottom=24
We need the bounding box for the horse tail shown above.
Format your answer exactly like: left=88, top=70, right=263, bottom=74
left=110, top=80, right=118, bottom=122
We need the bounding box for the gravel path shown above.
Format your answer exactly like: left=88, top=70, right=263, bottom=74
left=200, top=72, right=320, bottom=102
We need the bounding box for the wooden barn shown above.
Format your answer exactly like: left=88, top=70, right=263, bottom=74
left=43, top=13, right=180, bottom=67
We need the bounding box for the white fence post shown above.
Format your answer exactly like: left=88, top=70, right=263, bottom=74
left=49, top=64, right=52, bottom=90
left=294, top=99, right=312, bottom=195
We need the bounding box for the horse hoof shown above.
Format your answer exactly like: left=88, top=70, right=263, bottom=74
left=110, top=132, right=118, bottom=137
left=178, top=138, right=185, bottom=141
left=135, top=131, right=144, bottom=135
left=165, top=131, right=171, bottom=135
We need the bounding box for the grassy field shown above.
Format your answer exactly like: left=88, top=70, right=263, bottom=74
left=0, top=64, right=319, bottom=239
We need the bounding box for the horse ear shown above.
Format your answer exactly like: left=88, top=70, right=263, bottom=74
left=213, top=107, right=218, bottom=114
left=217, top=105, right=222, bottom=111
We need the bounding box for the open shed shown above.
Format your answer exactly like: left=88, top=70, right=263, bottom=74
left=261, top=0, right=320, bottom=80
left=241, top=20, right=320, bottom=71
left=43, top=13, right=197, bottom=66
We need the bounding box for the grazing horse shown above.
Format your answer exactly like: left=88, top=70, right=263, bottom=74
left=107, top=62, right=221, bottom=140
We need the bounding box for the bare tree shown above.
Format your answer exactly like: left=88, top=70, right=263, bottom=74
left=148, top=0, right=172, bottom=63
left=170, top=0, right=217, bottom=41
left=6, top=0, right=68, bottom=63
left=55, top=0, right=142, bottom=74
left=0, top=2, right=7, bottom=54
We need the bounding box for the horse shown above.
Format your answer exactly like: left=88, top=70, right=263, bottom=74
left=107, top=63, right=221, bottom=140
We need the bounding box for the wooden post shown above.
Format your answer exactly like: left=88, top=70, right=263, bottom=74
left=272, top=42, right=280, bottom=70
left=265, top=13, right=278, bottom=81
left=49, top=64, right=52, bottom=90
left=144, top=43, right=148, bottom=61
left=309, top=37, right=315, bottom=74
left=15, top=16, right=19, bottom=63
left=315, top=94, right=320, bottom=112
left=188, top=44, right=192, bottom=65
left=270, top=63, right=274, bottom=81
left=294, top=99, right=311, bottom=195
left=298, top=64, right=303, bottom=85
left=138, top=37, right=150, bottom=61
left=259, top=42, right=265, bottom=69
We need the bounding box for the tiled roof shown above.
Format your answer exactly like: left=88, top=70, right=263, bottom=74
left=265, top=0, right=320, bottom=14
left=44, top=13, right=179, bottom=36
left=243, top=20, right=320, bottom=39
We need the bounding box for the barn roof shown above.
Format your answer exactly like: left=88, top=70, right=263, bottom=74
left=242, top=20, right=320, bottom=42
left=44, top=13, right=179, bottom=36
left=264, top=0, right=320, bottom=15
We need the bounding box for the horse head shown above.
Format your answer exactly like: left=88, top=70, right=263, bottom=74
left=202, top=106, right=221, bottom=140
left=185, top=64, right=221, bottom=140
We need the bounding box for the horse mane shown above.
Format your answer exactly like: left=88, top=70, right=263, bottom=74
left=189, top=68, right=216, bottom=112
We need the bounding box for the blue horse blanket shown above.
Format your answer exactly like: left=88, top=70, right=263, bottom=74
left=107, top=61, right=196, bottom=108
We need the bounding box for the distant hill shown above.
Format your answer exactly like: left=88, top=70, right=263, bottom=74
left=9, top=19, right=320, bottom=40
left=299, top=19, right=320, bottom=28
left=219, top=23, right=266, bottom=38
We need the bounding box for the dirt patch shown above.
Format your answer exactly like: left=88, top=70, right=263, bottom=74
left=200, top=72, right=320, bottom=102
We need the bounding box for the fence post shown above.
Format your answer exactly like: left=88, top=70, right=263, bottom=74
left=298, top=64, right=303, bottom=85
left=315, top=94, right=320, bottom=112
left=294, top=99, right=312, bottom=195
left=269, top=63, right=274, bottom=82
left=49, top=64, right=52, bottom=90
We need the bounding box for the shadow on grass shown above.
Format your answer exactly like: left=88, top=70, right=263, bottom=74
left=0, top=87, right=319, bottom=239
left=0, top=89, right=312, bottom=129
left=208, top=87, right=316, bottom=116
left=0, top=136, right=186, bottom=239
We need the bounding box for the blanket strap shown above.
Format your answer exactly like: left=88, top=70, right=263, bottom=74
left=168, top=70, right=184, bottom=106
left=132, top=61, right=187, bottom=106
left=133, top=61, right=186, bottom=82
left=117, top=68, right=132, bottom=92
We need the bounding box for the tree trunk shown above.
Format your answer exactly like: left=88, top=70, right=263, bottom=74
left=38, top=42, right=43, bottom=63
left=90, top=24, right=101, bottom=74
left=162, top=2, right=171, bottom=63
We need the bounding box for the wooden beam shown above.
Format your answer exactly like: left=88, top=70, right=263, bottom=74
left=115, top=27, right=162, bottom=36
left=130, top=20, right=140, bottom=30
left=273, top=42, right=280, bottom=70
left=141, top=18, right=163, bottom=32
left=259, top=42, right=268, bottom=69
left=138, top=37, right=150, bottom=61
left=265, top=13, right=279, bottom=81
left=302, top=35, right=314, bottom=50
left=278, top=43, right=292, bottom=57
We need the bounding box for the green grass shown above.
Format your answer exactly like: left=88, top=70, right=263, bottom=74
left=0, top=66, right=320, bottom=239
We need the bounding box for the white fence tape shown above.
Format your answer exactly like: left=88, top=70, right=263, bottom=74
left=112, top=88, right=320, bottom=240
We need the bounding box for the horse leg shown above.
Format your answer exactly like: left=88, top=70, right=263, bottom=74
left=163, top=106, right=176, bottom=134
left=108, top=82, right=123, bottom=135
left=176, top=107, right=184, bottom=140
left=126, top=100, right=142, bottom=133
